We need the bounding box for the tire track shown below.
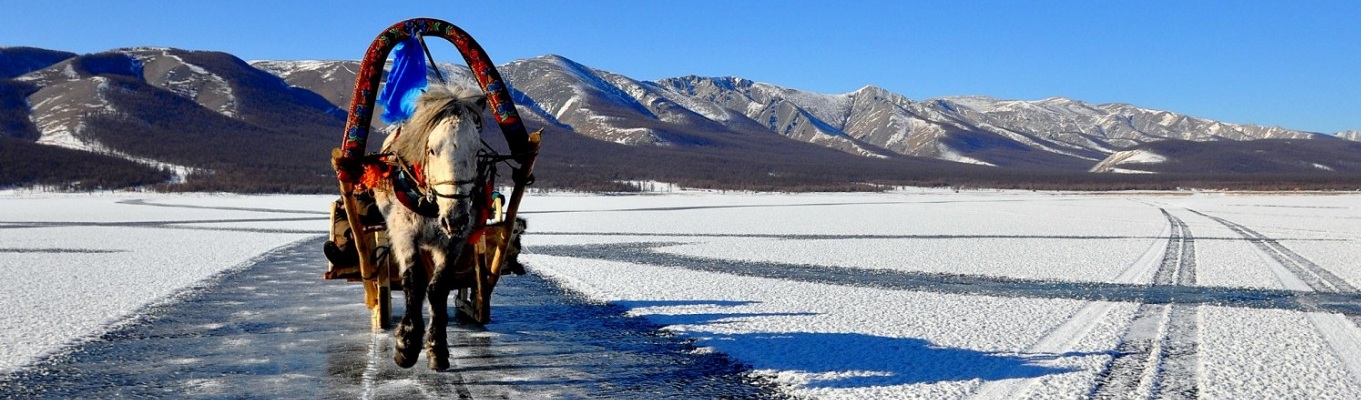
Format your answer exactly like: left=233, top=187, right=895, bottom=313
left=1092, top=209, right=1200, bottom=399
left=533, top=210, right=1361, bottom=398
left=1189, top=210, right=1356, bottom=293
left=534, top=206, right=1228, bottom=399
left=1191, top=209, right=1361, bottom=390
left=969, top=211, right=1176, bottom=400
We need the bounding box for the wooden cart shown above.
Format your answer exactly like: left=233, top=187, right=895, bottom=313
left=323, top=18, right=539, bottom=330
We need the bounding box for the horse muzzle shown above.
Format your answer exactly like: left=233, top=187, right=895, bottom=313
left=438, top=209, right=472, bottom=238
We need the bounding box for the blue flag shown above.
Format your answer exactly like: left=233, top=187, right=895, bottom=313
left=376, top=36, right=429, bottom=124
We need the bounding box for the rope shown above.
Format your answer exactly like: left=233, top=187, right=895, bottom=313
left=417, top=34, right=447, bottom=85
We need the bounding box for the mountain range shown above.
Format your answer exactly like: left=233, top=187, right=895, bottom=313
left=3, top=45, right=1360, bottom=192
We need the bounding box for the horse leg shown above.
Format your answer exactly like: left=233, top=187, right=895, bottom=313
left=392, top=246, right=427, bottom=368
left=425, top=282, right=451, bottom=370
left=423, top=245, right=463, bottom=370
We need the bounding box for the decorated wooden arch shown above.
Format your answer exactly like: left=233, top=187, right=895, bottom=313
left=337, top=17, right=531, bottom=174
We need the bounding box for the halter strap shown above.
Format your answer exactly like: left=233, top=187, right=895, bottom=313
left=425, top=178, right=478, bottom=200
left=382, top=144, right=496, bottom=217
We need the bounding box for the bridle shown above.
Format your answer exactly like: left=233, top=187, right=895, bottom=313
left=421, top=111, right=488, bottom=202
left=382, top=136, right=520, bottom=221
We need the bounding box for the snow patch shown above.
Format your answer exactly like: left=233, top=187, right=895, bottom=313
left=1090, top=149, right=1166, bottom=173
left=557, top=96, right=578, bottom=120
left=28, top=77, right=202, bottom=184
left=32, top=77, right=114, bottom=152
left=160, top=54, right=238, bottom=118
left=1105, top=168, right=1158, bottom=174
left=938, top=146, right=997, bottom=166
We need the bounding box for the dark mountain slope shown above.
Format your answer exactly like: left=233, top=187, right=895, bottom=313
left=1097, top=138, right=1361, bottom=175
left=0, top=79, right=40, bottom=140
left=0, top=136, right=170, bottom=189
left=0, top=47, right=76, bottom=79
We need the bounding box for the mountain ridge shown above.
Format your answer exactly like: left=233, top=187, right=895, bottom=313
left=3, top=45, right=1360, bottom=192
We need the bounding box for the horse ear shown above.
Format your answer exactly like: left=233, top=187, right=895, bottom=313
left=475, top=95, right=488, bottom=110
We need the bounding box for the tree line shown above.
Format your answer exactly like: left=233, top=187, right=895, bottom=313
left=6, top=116, right=1361, bottom=194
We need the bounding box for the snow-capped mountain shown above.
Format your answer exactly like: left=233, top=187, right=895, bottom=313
left=657, top=76, right=896, bottom=158
left=4, top=45, right=1359, bottom=191
left=931, top=96, right=1315, bottom=149
left=255, top=55, right=1352, bottom=173
left=2, top=47, right=343, bottom=191
left=251, top=60, right=362, bottom=109
left=16, top=48, right=339, bottom=149
left=657, top=77, right=1341, bottom=169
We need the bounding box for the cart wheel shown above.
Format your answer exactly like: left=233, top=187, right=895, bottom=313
left=373, top=285, right=391, bottom=330
left=472, top=262, right=491, bottom=323
left=454, top=263, right=492, bottom=325
left=454, top=287, right=473, bottom=324
left=371, top=249, right=393, bottom=330
left=455, top=286, right=487, bottom=324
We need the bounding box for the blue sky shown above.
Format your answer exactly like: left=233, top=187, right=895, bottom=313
left=3, top=1, right=1358, bottom=133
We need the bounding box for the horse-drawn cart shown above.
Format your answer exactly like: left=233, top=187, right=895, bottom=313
left=322, top=18, right=539, bottom=332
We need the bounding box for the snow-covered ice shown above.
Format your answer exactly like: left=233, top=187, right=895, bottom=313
left=3, top=189, right=1361, bottom=399
left=0, top=192, right=328, bottom=374
left=518, top=190, right=1361, bottom=399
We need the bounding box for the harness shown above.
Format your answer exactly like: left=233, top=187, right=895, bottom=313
left=328, top=18, right=544, bottom=327
left=355, top=129, right=528, bottom=244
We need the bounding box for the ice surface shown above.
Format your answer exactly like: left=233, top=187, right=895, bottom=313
left=0, top=193, right=326, bottom=373
left=4, top=190, right=1361, bottom=399
left=1200, top=306, right=1361, bottom=399
left=518, top=190, right=1361, bottom=398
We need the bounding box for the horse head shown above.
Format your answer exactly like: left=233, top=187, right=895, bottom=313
left=394, top=84, right=487, bottom=238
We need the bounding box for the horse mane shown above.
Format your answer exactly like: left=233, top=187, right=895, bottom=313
left=386, top=84, right=486, bottom=165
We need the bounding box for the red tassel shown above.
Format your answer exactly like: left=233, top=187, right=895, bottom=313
left=359, top=163, right=391, bottom=191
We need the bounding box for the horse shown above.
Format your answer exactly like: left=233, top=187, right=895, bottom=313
left=374, top=83, right=488, bottom=370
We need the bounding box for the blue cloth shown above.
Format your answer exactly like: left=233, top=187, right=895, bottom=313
left=376, top=36, right=429, bottom=124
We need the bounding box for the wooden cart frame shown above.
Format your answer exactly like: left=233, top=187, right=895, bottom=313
left=327, top=18, right=539, bottom=330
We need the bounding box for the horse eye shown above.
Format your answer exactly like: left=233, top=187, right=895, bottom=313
left=428, top=149, right=436, bottom=156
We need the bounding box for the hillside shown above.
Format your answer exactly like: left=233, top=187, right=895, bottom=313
left=1, top=45, right=1359, bottom=192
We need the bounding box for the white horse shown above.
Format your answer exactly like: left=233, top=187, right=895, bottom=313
left=376, top=84, right=486, bottom=370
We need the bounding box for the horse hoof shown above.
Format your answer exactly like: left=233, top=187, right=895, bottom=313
left=427, top=349, right=450, bottom=371
left=394, top=350, right=419, bottom=369
left=393, top=321, right=425, bottom=369
left=393, top=338, right=423, bottom=368
left=428, top=356, right=449, bottom=371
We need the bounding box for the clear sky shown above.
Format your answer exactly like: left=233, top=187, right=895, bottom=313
left=3, top=0, right=1358, bottom=133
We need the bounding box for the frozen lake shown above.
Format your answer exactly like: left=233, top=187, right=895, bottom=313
left=2, top=189, right=1360, bottom=398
